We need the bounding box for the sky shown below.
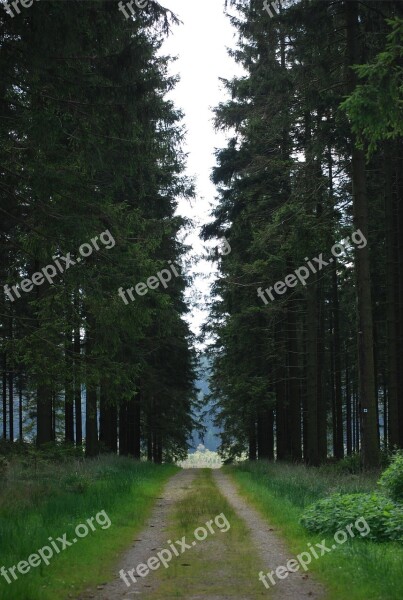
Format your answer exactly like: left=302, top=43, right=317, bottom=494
left=160, top=0, right=243, bottom=341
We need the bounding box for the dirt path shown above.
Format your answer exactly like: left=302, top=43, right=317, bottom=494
left=213, top=470, right=325, bottom=600
left=77, top=469, right=197, bottom=600
left=78, top=468, right=325, bottom=600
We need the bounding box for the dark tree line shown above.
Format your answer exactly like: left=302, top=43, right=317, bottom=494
left=0, top=1, right=198, bottom=461
left=205, top=0, right=403, bottom=468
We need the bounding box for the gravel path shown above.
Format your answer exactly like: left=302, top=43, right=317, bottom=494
left=213, top=470, right=325, bottom=600
left=77, top=469, right=197, bottom=600
left=76, top=468, right=325, bottom=600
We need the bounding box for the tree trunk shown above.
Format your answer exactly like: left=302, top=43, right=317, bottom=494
left=37, top=384, right=53, bottom=446
left=248, top=417, right=257, bottom=461
left=65, top=328, right=74, bottom=443
left=119, top=401, right=128, bottom=456
left=257, top=406, right=274, bottom=460
left=2, top=353, right=6, bottom=439
left=287, top=301, right=302, bottom=460
left=332, top=263, right=344, bottom=459
left=19, top=377, right=23, bottom=440
left=345, top=0, right=379, bottom=467
left=8, top=367, right=13, bottom=442
left=85, top=315, right=98, bottom=457
left=99, top=379, right=117, bottom=453
left=346, top=347, right=352, bottom=455
left=74, top=293, right=82, bottom=447
left=305, top=277, right=319, bottom=465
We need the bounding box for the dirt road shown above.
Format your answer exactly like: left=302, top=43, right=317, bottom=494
left=78, top=469, right=324, bottom=600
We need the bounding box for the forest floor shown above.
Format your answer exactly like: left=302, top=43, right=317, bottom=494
left=79, top=468, right=324, bottom=600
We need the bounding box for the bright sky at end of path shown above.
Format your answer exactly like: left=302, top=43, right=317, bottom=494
left=161, top=0, right=243, bottom=342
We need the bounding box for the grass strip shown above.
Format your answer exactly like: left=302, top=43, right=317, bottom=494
left=147, top=468, right=268, bottom=599
left=0, top=455, right=177, bottom=600
left=229, top=462, right=403, bottom=600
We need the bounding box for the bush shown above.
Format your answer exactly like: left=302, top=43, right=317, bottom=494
left=300, top=492, right=403, bottom=543
left=378, top=450, right=403, bottom=502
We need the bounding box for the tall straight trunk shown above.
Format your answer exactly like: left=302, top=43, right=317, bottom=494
left=276, top=317, right=289, bottom=460
left=152, top=430, right=157, bottom=463
left=248, top=417, right=257, bottom=461
left=19, top=379, right=23, bottom=441
left=74, top=293, right=82, bottom=446
left=353, top=383, right=358, bottom=453
left=133, top=391, right=141, bottom=459
left=147, top=403, right=153, bottom=461
left=65, top=327, right=74, bottom=444
left=8, top=312, right=13, bottom=441
left=35, top=268, right=52, bottom=446
left=155, top=436, right=162, bottom=464
left=346, top=348, right=352, bottom=455
left=127, top=399, right=136, bottom=457
left=331, top=323, right=337, bottom=457
left=126, top=392, right=141, bottom=458
left=287, top=301, right=301, bottom=460
left=147, top=428, right=152, bottom=461
left=301, top=332, right=308, bottom=460
left=257, top=406, right=274, bottom=459
left=119, top=401, right=128, bottom=456
left=85, top=315, right=98, bottom=457
left=396, top=150, right=403, bottom=447
left=37, top=384, right=53, bottom=445
left=2, top=353, right=6, bottom=439
left=332, top=263, right=344, bottom=459
left=382, top=373, right=387, bottom=447
left=346, top=0, right=379, bottom=467
left=305, top=277, right=319, bottom=465
left=316, top=273, right=327, bottom=462
left=65, top=388, right=74, bottom=443
left=86, top=385, right=98, bottom=457
left=52, top=390, right=56, bottom=441
left=353, top=385, right=360, bottom=452
left=99, top=379, right=117, bottom=453
left=8, top=368, right=13, bottom=442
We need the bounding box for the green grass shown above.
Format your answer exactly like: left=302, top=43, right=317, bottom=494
left=229, top=461, right=403, bottom=600
left=148, top=469, right=268, bottom=598
left=0, top=454, right=177, bottom=600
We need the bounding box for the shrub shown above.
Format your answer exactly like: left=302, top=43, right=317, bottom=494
left=300, top=492, right=403, bottom=543
left=378, top=450, right=403, bottom=502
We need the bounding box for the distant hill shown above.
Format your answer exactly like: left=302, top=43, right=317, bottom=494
left=191, top=355, right=221, bottom=452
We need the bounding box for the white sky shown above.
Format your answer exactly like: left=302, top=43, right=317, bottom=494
left=160, top=0, right=243, bottom=341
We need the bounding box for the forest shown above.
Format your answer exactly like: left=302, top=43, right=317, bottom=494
left=204, top=0, right=403, bottom=469
left=0, top=0, right=198, bottom=461
left=1, top=1, right=403, bottom=599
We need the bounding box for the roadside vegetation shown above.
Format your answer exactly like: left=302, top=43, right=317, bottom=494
left=230, top=460, right=403, bottom=600
left=0, top=444, right=176, bottom=600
